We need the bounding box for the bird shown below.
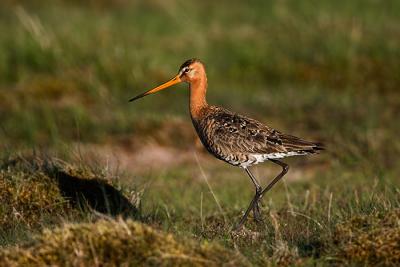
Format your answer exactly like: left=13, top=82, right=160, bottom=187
left=129, top=58, right=323, bottom=230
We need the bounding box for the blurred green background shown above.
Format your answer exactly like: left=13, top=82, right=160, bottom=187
left=1, top=0, right=399, bottom=165
left=1, top=0, right=400, bottom=211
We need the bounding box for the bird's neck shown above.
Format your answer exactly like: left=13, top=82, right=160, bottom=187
left=189, top=74, right=208, bottom=120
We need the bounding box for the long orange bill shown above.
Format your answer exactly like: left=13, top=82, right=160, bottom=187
left=129, top=75, right=181, bottom=102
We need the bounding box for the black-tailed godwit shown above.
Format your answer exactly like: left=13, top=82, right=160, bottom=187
left=129, top=59, right=323, bottom=230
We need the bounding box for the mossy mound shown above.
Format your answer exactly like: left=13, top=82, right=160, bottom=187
left=334, top=209, right=400, bottom=266
left=0, top=219, right=248, bottom=266
left=0, top=156, right=137, bottom=233
left=0, top=165, right=74, bottom=229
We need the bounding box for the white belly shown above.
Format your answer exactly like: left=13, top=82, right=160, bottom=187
left=239, top=152, right=306, bottom=168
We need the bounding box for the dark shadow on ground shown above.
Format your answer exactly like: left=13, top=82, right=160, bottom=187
left=47, top=168, right=138, bottom=218
left=0, top=155, right=139, bottom=218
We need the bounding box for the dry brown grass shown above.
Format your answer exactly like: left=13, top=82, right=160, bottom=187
left=334, top=209, right=400, bottom=266
left=0, top=162, right=74, bottom=230
left=0, top=156, right=137, bottom=235
left=0, top=219, right=248, bottom=267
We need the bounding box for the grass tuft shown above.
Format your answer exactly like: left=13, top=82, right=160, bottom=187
left=0, top=158, right=74, bottom=230
left=334, top=209, right=400, bottom=266
left=0, top=155, right=139, bottom=246
left=0, top=219, right=248, bottom=266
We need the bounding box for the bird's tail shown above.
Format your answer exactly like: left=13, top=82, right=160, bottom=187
left=280, top=134, right=324, bottom=154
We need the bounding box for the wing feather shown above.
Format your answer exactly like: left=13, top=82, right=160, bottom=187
left=197, top=106, right=323, bottom=159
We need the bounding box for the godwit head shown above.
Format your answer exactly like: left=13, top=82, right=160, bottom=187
left=129, top=58, right=206, bottom=102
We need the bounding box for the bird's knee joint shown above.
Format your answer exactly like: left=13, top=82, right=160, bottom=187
left=256, top=186, right=262, bottom=195
left=283, top=165, right=289, bottom=173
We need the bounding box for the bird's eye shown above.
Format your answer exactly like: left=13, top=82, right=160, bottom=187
left=184, top=68, right=190, bottom=73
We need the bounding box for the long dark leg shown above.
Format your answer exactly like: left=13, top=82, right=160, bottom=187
left=233, top=160, right=289, bottom=231
left=246, top=168, right=263, bottom=221
left=259, top=160, right=289, bottom=198
left=253, top=201, right=262, bottom=222
left=233, top=167, right=262, bottom=231
left=245, top=168, right=263, bottom=222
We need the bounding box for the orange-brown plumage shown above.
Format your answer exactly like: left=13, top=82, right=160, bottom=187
left=130, top=58, right=324, bottom=230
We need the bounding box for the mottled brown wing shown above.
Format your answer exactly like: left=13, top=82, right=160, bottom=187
left=205, top=107, right=288, bottom=155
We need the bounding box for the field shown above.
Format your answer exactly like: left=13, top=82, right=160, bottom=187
left=0, top=0, right=399, bottom=266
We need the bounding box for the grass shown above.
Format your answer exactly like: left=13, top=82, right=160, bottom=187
left=334, top=210, right=400, bottom=265
left=0, top=155, right=138, bottom=246
left=0, top=0, right=399, bottom=266
left=0, top=219, right=248, bottom=266
left=1, top=155, right=398, bottom=266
